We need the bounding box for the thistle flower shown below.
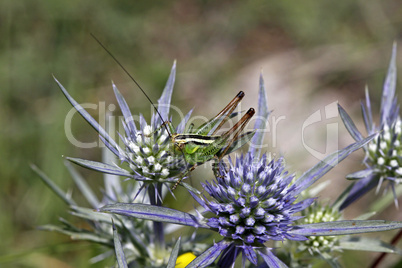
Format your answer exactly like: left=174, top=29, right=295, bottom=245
left=39, top=62, right=204, bottom=266
left=297, top=203, right=341, bottom=255
left=280, top=201, right=343, bottom=268
left=195, top=153, right=314, bottom=266
left=281, top=189, right=402, bottom=268
left=338, top=43, right=401, bottom=209
left=54, top=62, right=197, bottom=197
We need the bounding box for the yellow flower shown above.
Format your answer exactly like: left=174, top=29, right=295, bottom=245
left=175, top=252, right=196, bottom=268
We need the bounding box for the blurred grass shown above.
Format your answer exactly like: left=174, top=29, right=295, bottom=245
left=1, top=0, right=401, bottom=266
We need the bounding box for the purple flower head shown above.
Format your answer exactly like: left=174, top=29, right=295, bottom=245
left=195, top=153, right=314, bottom=264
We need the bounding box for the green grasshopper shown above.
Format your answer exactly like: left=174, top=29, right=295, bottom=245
left=169, top=92, right=255, bottom=189
left=91, top=35, right=255, bottom=190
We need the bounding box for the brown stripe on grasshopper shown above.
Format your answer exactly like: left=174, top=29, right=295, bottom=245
left=216, top=107, right=255, bottom=160
left=171, top=106, right=255, bottom=190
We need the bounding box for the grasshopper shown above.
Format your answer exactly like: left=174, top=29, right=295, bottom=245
left=91, top=34, right=255, bottom=190
left=169, top=92, right=255, bottom=189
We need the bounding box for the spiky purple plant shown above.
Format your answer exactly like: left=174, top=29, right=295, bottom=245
left=54, top=62, right=197, bottom=199
left=95, top=75, right=402, bottom=267
left=338, top=43, right=401, bottom=209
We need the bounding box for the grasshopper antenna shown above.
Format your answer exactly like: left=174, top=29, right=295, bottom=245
left=90, top=33, right=172, bottom=137
left=91, top=33, right=194, bottom=190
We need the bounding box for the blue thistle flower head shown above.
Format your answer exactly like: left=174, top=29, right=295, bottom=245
left=201, top=154, right=312, bottom=246
left=338, top=43, right=401, bottom=209
left=196, top=153, right=314, bottom=264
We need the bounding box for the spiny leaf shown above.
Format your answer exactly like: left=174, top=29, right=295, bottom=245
left=250, top=73, right=270, bottom=158
left=66, top=157, right=134, bottom=178
left=98, top=203, right=207, bottom=228
left=294, top=134, right=375, bottom=195
left=338, top=104, right=363, bottom=141
left=167, top=237, right=181, bottom=268
left=290, top=220, right=402, bottom=236
left=113, top=222, right=128, bottom=268
left=65, top=161, right=99, bottom=208
left=339, top=236, right=402, bottom=254
left=31, top=164, right=76, bottom=206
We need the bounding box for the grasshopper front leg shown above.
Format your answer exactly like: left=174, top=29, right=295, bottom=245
left=171, top=164, right=197, bottom=190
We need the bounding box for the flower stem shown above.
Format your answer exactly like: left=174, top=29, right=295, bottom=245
left=148, top=184, right=165, bottom=254
left=370, top=229, right=402, bottom=268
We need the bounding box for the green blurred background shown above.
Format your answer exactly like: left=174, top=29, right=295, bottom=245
left=1, top=0, right=401, bottom=267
